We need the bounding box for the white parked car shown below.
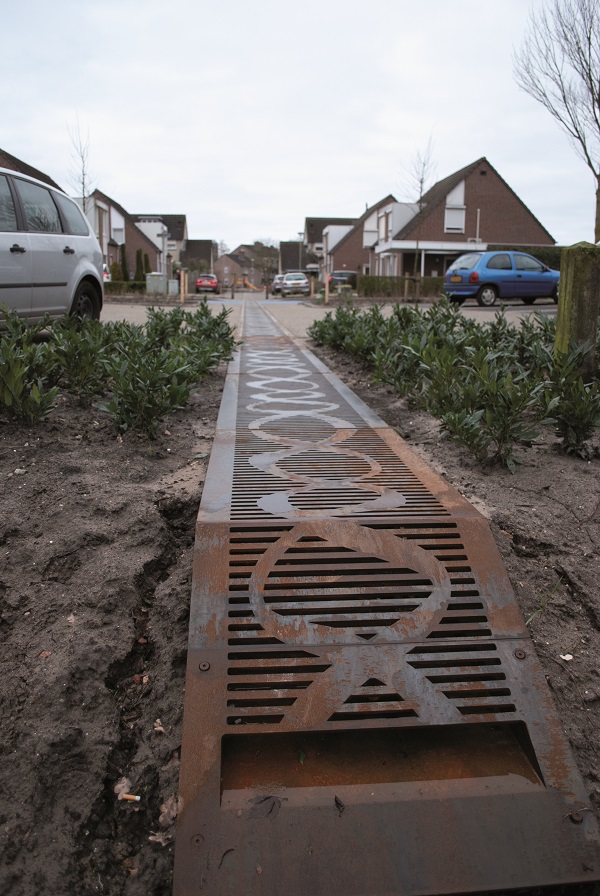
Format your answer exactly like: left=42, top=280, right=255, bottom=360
left=0, top=167, right=103, bottom=323
left=281, top=271, right=310, bottom=296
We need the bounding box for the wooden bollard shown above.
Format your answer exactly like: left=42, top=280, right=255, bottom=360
left=555, top=241, right=600, bottom=380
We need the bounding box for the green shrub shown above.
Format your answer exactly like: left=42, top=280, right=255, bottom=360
left=309, top=299, right=600, bottom=470
left=48, top=318, right=110, bottom=406
left=0, top=304, right=236, bottom=437
left=120, top=244, right=130, bottom=282
left=99, top=329, right=191, bottom=438
left=134, top=248, right=144, bottom=283
left=357, top=275, right=444, bottom=298
left=0, top=338, right=58, bottom=422
left=104, top=281, right=146, bottom=295
left=543, top=344, right=600, bottom=456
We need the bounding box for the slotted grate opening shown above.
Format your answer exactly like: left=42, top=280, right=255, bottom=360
left=221, top=722, right=544, bottom=794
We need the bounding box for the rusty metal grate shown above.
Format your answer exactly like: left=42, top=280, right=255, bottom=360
left=174, top=300, right=600, bottom=895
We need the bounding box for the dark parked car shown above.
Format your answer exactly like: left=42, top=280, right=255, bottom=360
left=328, top=270, right=357, bottom=289
left=0, top=166, right=103, bottom=323
left=444, top=250, right=560, bottom=306
left=195, top=273, right=221, bottom=294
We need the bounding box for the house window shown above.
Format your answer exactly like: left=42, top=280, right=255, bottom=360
left=444, top=180, right=466, bottom=233
left=444, top=206, right=465, bottom=233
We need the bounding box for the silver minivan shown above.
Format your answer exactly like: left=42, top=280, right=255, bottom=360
left=0, top=167, right=103, bottom=323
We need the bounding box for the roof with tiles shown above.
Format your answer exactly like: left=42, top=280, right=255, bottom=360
left=0, top=148, right=63, bottom=190
left=304, top=217, right=356, bottom=244
left=394, top=157, right=554, bottom=242
left=330, top=194, right=397, bottom=251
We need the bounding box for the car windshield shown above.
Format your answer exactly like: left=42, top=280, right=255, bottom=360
left=447, top=254, right=481, bottom=272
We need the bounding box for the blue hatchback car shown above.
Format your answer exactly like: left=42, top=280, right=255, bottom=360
left=444, top=250, right=560, bottom=306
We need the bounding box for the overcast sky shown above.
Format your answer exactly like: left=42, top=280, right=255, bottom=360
left=2, top=0, right=594, bottom=250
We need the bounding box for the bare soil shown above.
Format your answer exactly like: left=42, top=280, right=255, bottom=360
left=1, top=338, right=599, bottom=896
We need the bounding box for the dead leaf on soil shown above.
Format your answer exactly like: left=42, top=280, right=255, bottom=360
left=159, top=794, right=181, bottom=827
left=114, top=777, right=133, bottom=799
left=122, top=856, right=139, bottom=876
left=38, top=650, right=52, bottom=659
left=153, top=718, right=166, bottom=734
left=148, top=830, right=174, bottom=847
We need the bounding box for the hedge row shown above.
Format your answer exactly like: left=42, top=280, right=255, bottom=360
left=357, top=276, right=444, bottom=298
left=104, top=281, right=147, bottom=295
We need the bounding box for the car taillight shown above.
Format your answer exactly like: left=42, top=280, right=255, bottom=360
left=469, top=271, right=479, bottom=283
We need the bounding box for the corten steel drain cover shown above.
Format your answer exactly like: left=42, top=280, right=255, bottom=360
left=174, top=301, right=600, bottom=895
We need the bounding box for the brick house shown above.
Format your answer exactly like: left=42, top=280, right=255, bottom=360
left=303, top=217, right=356, bottom=257
left=181, top=240, right=218, bottom=273
left=133, top=214, right=188, bottom=265
left=214, top=253, right=244, bottom=288
left=279, top=241, right=319, bottom=275
left=323, top=195, right=397, bottom=279
left=373, top=158, right=555, bottom=277
left=213, top=243, right=280, bottom=288
left=89, top=190, right=162, bottom=277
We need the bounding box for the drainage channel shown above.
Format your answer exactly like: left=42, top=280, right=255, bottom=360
left=174, top=299, right=599, bottom=895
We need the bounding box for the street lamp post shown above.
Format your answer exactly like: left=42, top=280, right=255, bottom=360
left=157, top=225, right=169, bottom=296
left=298, top=232, right=303, bottom=271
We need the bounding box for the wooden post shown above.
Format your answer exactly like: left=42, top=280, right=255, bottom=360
left=180, top=269, right=188, bottom=304
left=555, top=242, right=600, bottom=379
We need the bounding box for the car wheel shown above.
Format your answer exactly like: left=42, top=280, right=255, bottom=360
left=552, top=284, right=559, bottom=304
left=476, top=285, right=497, bottom=307
left=71, top=281, right=101, bottom=321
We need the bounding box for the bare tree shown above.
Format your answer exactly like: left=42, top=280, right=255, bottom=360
left=514, top=0, right=600, bottom=240
left=402, top=139, right=436, bottom=275
left=68, top=119, right=96, bottom=216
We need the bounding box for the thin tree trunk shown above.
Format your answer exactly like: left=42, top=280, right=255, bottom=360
left=595, top=176, right=600, bottom=244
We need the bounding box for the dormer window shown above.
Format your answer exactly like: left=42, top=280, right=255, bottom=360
left=444, top=181, right=466, bottom=233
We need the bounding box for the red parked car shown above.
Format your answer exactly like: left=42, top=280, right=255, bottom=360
left=195, top=274, right=221, bottom=294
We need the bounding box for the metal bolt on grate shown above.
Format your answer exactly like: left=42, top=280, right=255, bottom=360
left=174, top=300, right=600, bottom=895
